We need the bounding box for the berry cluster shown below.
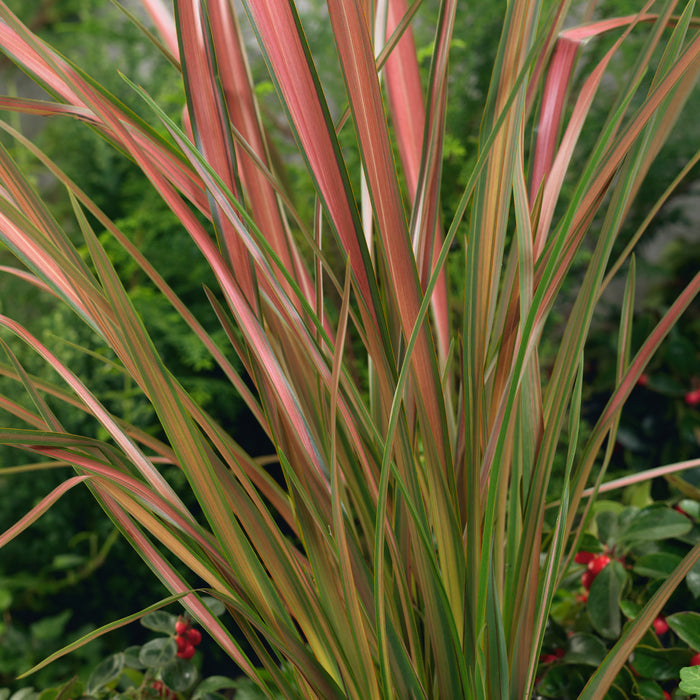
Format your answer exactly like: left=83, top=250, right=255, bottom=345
left=574, top=550, right=611, bottom=593
left=539, top=647, right=565, bottom=665
left=174, top=617, right=202, bottom=660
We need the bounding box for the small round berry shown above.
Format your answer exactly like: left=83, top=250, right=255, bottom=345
left=588, top=554, right=611, bottom=576
left=690, top=652, right=700, bottom=666
left=175, top=634, right=188, bottom=652
left=177, top=643, right=196, bottom=660
left=186, top=628, right=202, bottom=646
left=574, top=551, right=596, bottom=565
left=175, top=618, right=189, bottom=635
left=685, top=388, right=700, bottom=406
left=581, top=570, right=595, bottom=590
left=653, top=616, right=669, bottom=635
left=539, top=653, right=557, bottom=664
left=663, top=691, right=671, bottom=700
left=152, top=681, right=176, bottom=700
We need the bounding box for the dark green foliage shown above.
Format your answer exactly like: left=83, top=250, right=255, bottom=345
left=0, top=602, right=294, bottom=700
left=542, top=501, right=700, bottom=699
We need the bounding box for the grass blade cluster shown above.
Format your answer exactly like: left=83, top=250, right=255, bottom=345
left=0, top=0, right=698, bottom=697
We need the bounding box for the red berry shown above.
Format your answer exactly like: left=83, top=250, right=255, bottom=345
left=177, top=643, right=196, bottom=660
left=581, top=570, right=595, bottom=590
left=637, top=374, right=649, bottom=387
left=685, top=388, right=700, bottom=406
left=175, top=618, right=189, bottom=635
left=653, top=616, right=669, bottom=635
left=175, top=634, right=188, bottom=652
left=152, top=682, right=176, bottom=700
left=186, top=628, right=202, bottom=646
left=691, top=652, right=700, bottom=665
left=588, top=554, right=611, bottom=576
left=539, top=653, right=558, bottom=664
left=574, top=551, right=596, bottom=565
left=576, top=591, right=588, bottom=603
left=554, top=648, right=565, bottom=658
left=663, top=691, right=671, bottom=700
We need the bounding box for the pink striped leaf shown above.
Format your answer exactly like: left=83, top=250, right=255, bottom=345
left=0, top=315, right=184, bottom=508
left=327, top=0, right=450, bottom=474
left=207, top=0, right=312, bottom=301
left=175, top=0, right=256, bottom=300
left=0, top=475, right=90, bottom=549
left=384, top=0, right=451, bottom=365
left=533, top=8, right=656, bottom=249
left=240, top=0, right=378, bottom=318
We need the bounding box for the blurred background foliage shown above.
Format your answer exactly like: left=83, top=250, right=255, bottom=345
left=0, top=0, right=698, bottom=690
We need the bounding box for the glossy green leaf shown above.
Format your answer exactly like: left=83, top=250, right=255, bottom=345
left=588, top=560, right=628, bottom=639
left=86, top=653, right=124, bottom=695
left=634, top=678, right=666, bottom=700
left=537, top=665, right=586, bottom=698
left=630, top=646, right=692, bottom=680
left=619, top=505, right=693, bottom=545
left=565, top=633, right=608, bottom=666
left=200, top=596, right=226, bottom=617
left=138, top=638, right=177, bottom=668
left=668, top=612, right=700, bottom=650
left=634, top=552, right=684, bottom=579
left=162, top=657, right=199, bottom=692
left=141, top=611, right=178, bottom=634
left=679, top=665, right=700, bottom=694
left=595, top=509, right=621, bottom=545
left=620, top=599, right=642, bottom=619
left=123, top=646, right=145, bottom=670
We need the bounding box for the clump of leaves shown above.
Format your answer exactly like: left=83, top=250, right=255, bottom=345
left=541, top=498, right=700, bottom=699
left=0, top=599, right=287, bottom=700
left=0, top=0, right=698, bottom=699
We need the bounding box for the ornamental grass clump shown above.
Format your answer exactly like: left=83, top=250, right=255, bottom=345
left=0, top=0, right=699, bottom=698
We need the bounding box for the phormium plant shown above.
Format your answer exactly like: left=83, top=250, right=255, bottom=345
left=0, top=0, right=699, bottom=698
